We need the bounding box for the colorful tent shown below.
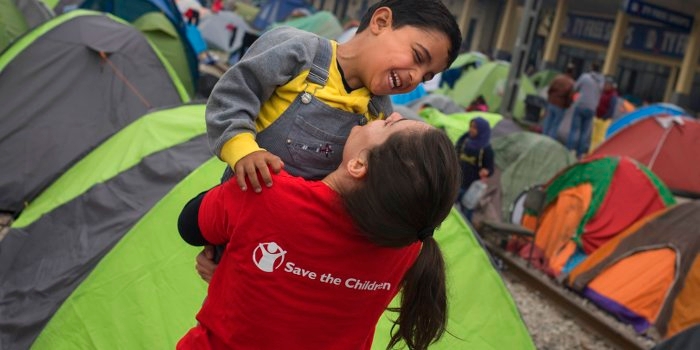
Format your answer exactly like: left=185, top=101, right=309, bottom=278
left=0, top=104, right=535, bottom=349
left=0, top=10, right=189, bottom=215
left=590, top=116, right=700, bottom=198
left=606, top=103, right=685, bottom=138
left=567, top=201, right=700, bottom=339
left=511, top=156, right=676, bottom=277
left=442, top=61, right=537, bottom=121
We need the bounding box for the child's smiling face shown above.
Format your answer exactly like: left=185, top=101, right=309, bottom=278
left=362, top=9, right=451, bottom=96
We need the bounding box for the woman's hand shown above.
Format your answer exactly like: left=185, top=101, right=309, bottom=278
left=196, top=245, right=218, bottom=283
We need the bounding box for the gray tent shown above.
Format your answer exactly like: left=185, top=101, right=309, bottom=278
left=0, top=10, right=189, bottom=215
left=12, top=0, right=54, bottom=27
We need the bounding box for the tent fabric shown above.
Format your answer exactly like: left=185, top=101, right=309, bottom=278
left=530, top=69, right=559, bottom=90
left=491, top=131, right=576, bottom=221
left=584, top=248, right=676, bottom=333
left=653, top=324, right=700, bottom=350
left=568, top=201, right=700, bottom=338
left=13, top=0, right=55, bottom=27
left=418, top=107, right=504, bottom=143
left=530, top=184, right=592, bottom=276
left=590, top=116, right=700, bottom=197
left=270, top=10, right=343, bottom=39
left=134, top=11, right=195, bottom=97
left=545, top=157, right=675, bottom=251
left=80, top=0, right=199, bottom=92
left=0, top=0, right=30, bottom=52
left=0, top=10, right=187, bottom=215
left=441, top=61, right=537, bottom=120
left=0, top=104, right=211, bottom=349
left=516, top=157, right=676, bottom=276
left=606, top=103, right=685, bottom=138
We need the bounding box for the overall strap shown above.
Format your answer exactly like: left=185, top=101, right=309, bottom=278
left=306, top=37, right=332, bottom=86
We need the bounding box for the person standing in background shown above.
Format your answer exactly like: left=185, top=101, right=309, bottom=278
left=542, top=64, right=575, bottom=139
left=589, top=76, right=618, bottom=152
left=566, top=61, right=604, bottom=158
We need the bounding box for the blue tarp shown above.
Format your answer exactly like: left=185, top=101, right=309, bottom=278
left=606, top=103, right=686, bottom=138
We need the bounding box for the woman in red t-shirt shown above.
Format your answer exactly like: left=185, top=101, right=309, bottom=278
left=177, top=115, right=461, bottom=350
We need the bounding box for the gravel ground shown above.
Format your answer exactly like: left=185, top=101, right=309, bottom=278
left=500, top=268, right=657, bottom=350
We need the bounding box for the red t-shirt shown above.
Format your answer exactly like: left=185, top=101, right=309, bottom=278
left=178, top=172, right=421, bottom=350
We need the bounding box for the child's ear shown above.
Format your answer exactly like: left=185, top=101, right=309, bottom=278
left=346, top=156, right=368, bottom=179
left=370, top=7, right=393, bottom=33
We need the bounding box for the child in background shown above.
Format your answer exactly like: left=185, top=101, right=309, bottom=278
left=455, top=117, right=494, bottom=220
left=466, top=95, right=489, bottom=112
left=206, top=0, right=462, bottom=192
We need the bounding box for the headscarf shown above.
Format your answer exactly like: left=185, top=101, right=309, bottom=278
left=465, top=117, right=491, bottom=150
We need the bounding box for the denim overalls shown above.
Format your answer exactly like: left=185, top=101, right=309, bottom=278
left=225, top=37, right=385, bottom=181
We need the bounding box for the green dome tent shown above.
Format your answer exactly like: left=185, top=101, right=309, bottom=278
left=492, top=131, right=577, bottom=221
left=443, top=61, right=537, bottom=121
left=134, top=11, right=195, bottom=98
left=1, top=105, right=535, bottom=349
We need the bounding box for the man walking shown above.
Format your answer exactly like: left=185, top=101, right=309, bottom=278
left=567, top=61, right=604, bottom=158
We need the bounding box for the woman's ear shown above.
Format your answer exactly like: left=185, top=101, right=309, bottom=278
left=369, top=7, right=393, bottom=33
left=346, top=156, right=368, bottom=180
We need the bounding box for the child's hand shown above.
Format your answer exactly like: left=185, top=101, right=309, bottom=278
left=196, top=245, right=217, bottom=283
left=234, top=150, right=284, bottom=192
left=479, top=168, right=490, bottom=179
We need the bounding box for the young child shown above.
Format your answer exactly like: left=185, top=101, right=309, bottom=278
left=205, top=0, right=462, bottom=193
left=178, top=116, right=462, bottom=350
left=455, top=117, right=494, bottom=219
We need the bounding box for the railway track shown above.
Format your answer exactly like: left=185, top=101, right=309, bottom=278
left=481, top=238, right=652, bottom=350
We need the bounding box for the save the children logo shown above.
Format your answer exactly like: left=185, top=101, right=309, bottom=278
left=252, top=242, right=287, bottom=272
left=252, top=241, right=392, bottom=291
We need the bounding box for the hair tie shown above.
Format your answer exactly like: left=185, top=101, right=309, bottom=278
left=417, top=227, right=434, bottom=242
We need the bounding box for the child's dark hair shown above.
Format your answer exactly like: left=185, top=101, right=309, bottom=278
left=341, top=126, right=461, bottom=350
left=356, top=0, right=462, bottom=68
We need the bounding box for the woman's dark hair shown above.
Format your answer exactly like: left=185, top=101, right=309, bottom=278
left=341, top=126, right=461, bottom=350
left=356, top=0, right=462, bottom=68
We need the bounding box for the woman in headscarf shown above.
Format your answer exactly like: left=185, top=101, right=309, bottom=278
left=455, top=117, right=494, bottom=219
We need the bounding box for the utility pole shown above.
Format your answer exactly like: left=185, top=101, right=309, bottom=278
left=500, top=0, right=542, bottom=119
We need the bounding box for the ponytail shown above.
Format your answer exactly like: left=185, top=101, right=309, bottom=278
left=387, top=238, right=447, bottom=350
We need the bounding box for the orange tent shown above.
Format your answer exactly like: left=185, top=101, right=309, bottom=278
left=567, top=202, right=700, bottom=339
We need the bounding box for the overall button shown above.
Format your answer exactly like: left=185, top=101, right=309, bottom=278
left=358, top=118, right=368, bottom=126
left=301, top=92, right=312, bottom=104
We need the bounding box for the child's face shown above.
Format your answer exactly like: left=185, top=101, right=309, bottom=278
left=469, top=122, right=478, bottom=138
left=364, top=14, right=451, bottom=96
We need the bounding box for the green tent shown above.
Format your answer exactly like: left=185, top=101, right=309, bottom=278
left=450, top=51, right=489, bottom=70
left=270, top=10, right=343, bottom=39
left=530, top=68, right=560, bottom=90
left=419, top=107, right=503, bottom=143
left=491, top=131, right=576, bottom=221
left=445, top=61, right=537, bottom=121
left=0, top=0, right=30, bottom=52
left=1, top=103, right=534, bottom=349
left=134, top=12, right=195, bottom=97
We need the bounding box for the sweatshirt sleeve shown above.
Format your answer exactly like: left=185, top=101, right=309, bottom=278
left=205, top=27, right=320, bottom=166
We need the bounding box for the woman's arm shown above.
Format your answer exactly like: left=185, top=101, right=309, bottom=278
left=178, top=191, right=211, bottom=246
